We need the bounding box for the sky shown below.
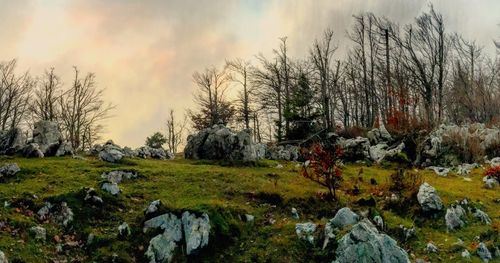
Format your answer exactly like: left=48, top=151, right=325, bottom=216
left=1, top=0, right=499, bottom=147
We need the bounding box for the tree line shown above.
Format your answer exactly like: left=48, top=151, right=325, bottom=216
left=188, top=5, right=500, bottom=143
left=0, top=61, right=113, bottom=150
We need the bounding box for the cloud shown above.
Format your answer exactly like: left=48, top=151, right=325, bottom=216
left=0, top=0, right=499, bottom=147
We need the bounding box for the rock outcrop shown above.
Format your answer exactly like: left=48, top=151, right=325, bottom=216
left=333, top=219, right=410, bottom=263
left=184, top=124, right=256, bottom=161
left=338, top=137, right=371, bottom=161
left=144, top=211, right=211, bottom=262
left=32, top=121, right=63, bottom=156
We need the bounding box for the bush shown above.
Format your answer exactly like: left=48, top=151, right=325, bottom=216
left=145, top=132, right=167, bottom=149
left=485, top=166, right=500, bottom=182
left=441, top=130, right=484, bottom=164
left=301, top=143, right=343, bottom=200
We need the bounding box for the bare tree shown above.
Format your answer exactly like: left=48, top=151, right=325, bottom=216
left=252, top=55, right=284, bottom=141
left=398, top=5, right=449, bottom=126
left=310, top=28, right=337, bottom=131
left=30, top=68, right=62, bottom=122
left=0, top=59, right=33, bottom=130
left=59, top=67, right=114, bottom=150
left=225, top=58, right=254, bottom=130
left=166, top=109, right=187, bottom=155
left=189, top=66, right=235, bottom=130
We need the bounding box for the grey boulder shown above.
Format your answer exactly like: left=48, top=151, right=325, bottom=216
left=102, top=182, right=120, bottom=195
left=417, top=183, right=443, bottom=213
left=184, top=124, right=256, bottom=161
left=329, top=207, right=359, bottom=229
left=0, top=128, right=26, bottom=155
left=22, top=143, right=44, bottom=158
left=32, top=121, right=63, bottom=156
left=445, top=206, right=465, bottom=231
left=295, top=222, right=317, bottom=244
left=0, top=163, right=20, bottom=179
left=99, top=141, right=124, bottom=163
left=182, top=211, right=210, bottom=255
left=477, top=242, right=492, bottom=262
left=333, top=219, right=410, bottom=263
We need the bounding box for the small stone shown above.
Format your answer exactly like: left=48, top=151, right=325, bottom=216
left=473, top=209, right=492, bottom=225
left=461, top=249, right=471, bottom=259
left=291, top=208, right=299, bottom=220
left=102, top=182, right=120, bottom=195
left=118, top=222, right=131, bottom=238
left=244, top=214, right=254, bottom=222
left=445, top=206, right=465, bottom=231
left=87, top=233, right=95, bottom=246
left=145, top=200, right=161, bottom=215
left=30, top=226, right=46, bottom=241
left=373, top=215, right=384, bottom=229
left=0, top=163, right=20, bottom=178
left=477, top=242, right=492, bottom=262
left=295, top=222, right=317, bottom=244
left=425, top=242, right=438, bottom=253
left=56, top=244, right=63, bottom=253
left=0, top=251, right=6, bottom=263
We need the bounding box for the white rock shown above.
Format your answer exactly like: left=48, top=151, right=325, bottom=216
left=295, top=222, right=317, bottom=244
left=182, top=212, right=210, bottom=255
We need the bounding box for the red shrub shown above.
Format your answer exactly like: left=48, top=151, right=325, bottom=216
left=485, top=166, right=500, bottom=182
left=301, top=143, right=343, bottom=200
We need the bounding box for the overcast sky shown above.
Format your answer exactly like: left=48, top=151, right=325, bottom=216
left=1, top=0, right=499, bottom=147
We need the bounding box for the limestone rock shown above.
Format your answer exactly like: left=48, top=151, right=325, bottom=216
left=32, top=121, right=63, bottom=156
left=0, top=250, right=7, bottom=263
left=22, top=143, right=44, bottom=158
left=291, top=207, right=299, bottom=220
left=101, top=170, right=138, bottom=184
left=477, top=242, right=492, bottom=262
left=84, top=188, right=103, bottom=205
left=30, top=226, right=46, bottom=241
left=145, top=200, right=161, bottom=215
left=295, top=222, right=317, bottom=244
left=55, top=142, right=73, bottom=157
left=425, top=242, right=438, bottom=253
left=99, top=141, right=124, bottom=163
left=473, top=209, right=492, bottom=225
left=118, top=222, right=131, bottom=238
left=483, top=176, right=499, bottom=189
left=417, top=183, right=443, bottom=212
left=333, top=219, right=410, bottom=263
left=0, top=163, right=20, bottom=179
left=338, top=137, right=370, bottom=161
left=445, top=206, right=465, bottom=231
left=0, top=128, right=26, bottom=155
left=184, top=124, right=256, bottom=161
left=330, top=207, right=360, bottom=229
left=102, top=182, right=120, bottom=196
left=428, top=166, right=450, bottom=177
left=181, top=212, right=210, bottom=255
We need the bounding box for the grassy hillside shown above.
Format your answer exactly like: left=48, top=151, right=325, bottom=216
left=0, top=156, right=498, bottom=262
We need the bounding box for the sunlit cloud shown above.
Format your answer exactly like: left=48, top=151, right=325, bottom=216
left=0, top=0, right=498, bottom=147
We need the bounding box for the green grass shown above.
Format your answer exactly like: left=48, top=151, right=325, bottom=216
left=0, top=156, right=498, bottom=262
